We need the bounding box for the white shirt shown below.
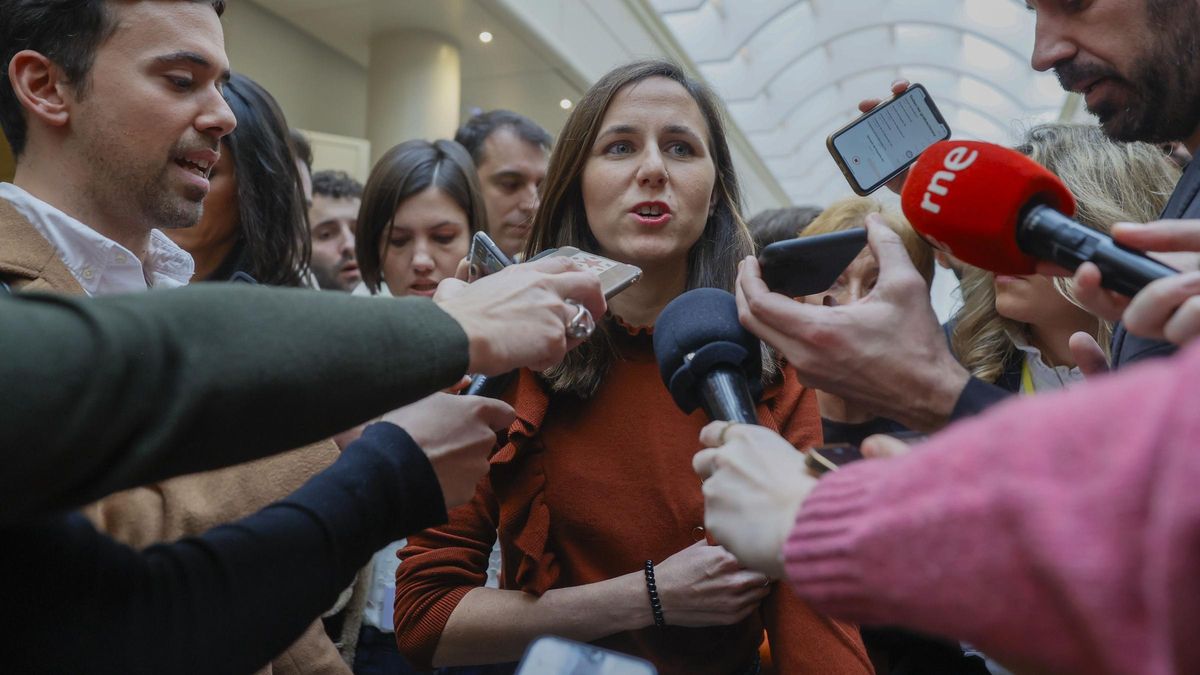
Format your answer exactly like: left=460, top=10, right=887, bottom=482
left=1007, top=329, right=1086, bottom=393
left=0, top=183, right=194, bottom=295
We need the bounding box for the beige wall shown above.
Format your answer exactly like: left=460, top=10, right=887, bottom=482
left=222, top=0, right=368, bottom=139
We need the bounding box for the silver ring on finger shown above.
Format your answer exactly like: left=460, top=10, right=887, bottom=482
left=565, top=299, right=595, bottom=339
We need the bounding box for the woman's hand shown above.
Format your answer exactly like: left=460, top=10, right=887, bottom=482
left=652, top=541, right=772, bottom=627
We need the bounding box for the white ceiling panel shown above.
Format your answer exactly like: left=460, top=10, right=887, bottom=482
left=649, top=0, right=1073, bottom=206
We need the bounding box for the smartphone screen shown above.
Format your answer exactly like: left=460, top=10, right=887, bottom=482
left=829, top=85, right=950, bottom=195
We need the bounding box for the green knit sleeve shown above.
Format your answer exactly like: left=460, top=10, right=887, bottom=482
left=0, top=285, right=468, bottom=522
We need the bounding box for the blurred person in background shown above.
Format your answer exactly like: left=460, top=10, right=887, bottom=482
left=350, top=137, right=487, bottom=675
left=455, top=109, right=551, bottom=259
left=393, top=59, right=872, bottom=675
left=357, top=139, right=483, bottom=299
left=950, top=124, right=1179, bottom=392
left=165, top=72, right=309, bottom=285
left=309, top=170, right=363, bottom=292
left=746, top=205, right=821, bottom=252
left=789, top=197, right=982, bottom=675
left=795, top=197, right=934, bottom=448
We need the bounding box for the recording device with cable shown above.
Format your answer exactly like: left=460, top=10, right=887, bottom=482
left=653, top=288, right=763, bottom=425
left=900, top=140, right=1178, bottom=297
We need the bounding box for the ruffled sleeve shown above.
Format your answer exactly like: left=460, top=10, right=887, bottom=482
left=392, top=368, right=558, bottom=669
left=488, top=368, right=560, bottom=595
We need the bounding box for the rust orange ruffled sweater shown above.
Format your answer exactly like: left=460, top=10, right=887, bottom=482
left=394, top=323, right=871, bottom=674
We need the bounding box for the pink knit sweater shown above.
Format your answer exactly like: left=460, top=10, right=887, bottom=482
left=785, top=339, right=1200, bottom=675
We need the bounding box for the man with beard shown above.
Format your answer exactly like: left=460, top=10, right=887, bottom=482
left=454, top=110, right=551, bottom=259
left=308, top=170, right=363, bottom=292
left=1026, top=0, right=1200, bottom=368
left=0, top=0, right=231, bottom=294
left=729, top=0, right=1200, bottom=435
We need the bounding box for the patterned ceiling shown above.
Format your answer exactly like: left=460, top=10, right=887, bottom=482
left=650, top=0, right=1072, bottom=207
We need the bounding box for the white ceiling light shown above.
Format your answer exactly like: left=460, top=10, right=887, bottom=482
left=478, top=31, right=493, bottom=44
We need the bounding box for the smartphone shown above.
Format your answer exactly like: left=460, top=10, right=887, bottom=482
left=758, top=228, right=867, bottom=297
left=805, top=443, right=866, bottom=475
left=467, top=231, right=514, bottom=282
left=516, top=636, right=657, bottom=675
left=806, top=431, right=928, bottom=475
left=827, top=84, right=951, bottom=196
left=539, top=246, right=642, bottom=300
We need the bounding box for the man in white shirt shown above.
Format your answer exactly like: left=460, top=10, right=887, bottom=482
left=0, top=0, right=235, bottom=293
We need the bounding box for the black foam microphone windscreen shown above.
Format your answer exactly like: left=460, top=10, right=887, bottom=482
left=653, top=288, right=763, bottom=424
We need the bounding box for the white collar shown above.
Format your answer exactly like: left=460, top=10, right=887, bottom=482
left=0, top=183, right=194, bottom=295
left=1007, top=329, right=1085, bottom=392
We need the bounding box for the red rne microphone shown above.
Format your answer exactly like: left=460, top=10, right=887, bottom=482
left=901, top=140, right=1177, bottom=296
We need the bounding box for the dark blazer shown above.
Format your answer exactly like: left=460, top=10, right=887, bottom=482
left=1110, top=159, right=1200, bottom=367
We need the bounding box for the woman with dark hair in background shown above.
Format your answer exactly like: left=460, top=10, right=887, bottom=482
left=350, top=138, right=486, bottom=675
left=393, top=59, right=871, bottom=675
left=165, top=72, right=310, bottom=285
left=356, top=139, right=484, bottom=298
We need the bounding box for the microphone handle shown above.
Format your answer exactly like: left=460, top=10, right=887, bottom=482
left=465, top=371, right=516, bottom=398
left=699, top=366, right=760, bottom=425
left=1019, top=205, right=1178, bottom=297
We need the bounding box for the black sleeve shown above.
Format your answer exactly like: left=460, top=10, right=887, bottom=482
left=0, top=286, right=468, bottom=523
left=0, top=422, right=448, bottom=675
left=949, top=376, right=1013, bottom=422
left=1111, top=323, right=1177, bottom=369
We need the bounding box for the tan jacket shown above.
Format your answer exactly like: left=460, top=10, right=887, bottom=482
left=0, top=199, right=350, bottom=674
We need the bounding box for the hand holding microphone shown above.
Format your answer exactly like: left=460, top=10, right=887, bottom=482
left=899, top=139, right=1200, bottom=345
left=1071, top=221, right=1200, bottom=345
left=653, top=288, right=764, bottom=424
left=693, top=421, right=816, bottom=579
left=899, top=140, right=1179, bottom=296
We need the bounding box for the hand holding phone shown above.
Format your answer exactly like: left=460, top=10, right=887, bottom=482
left=828, top=82, right=950, bottom=195
left=537, top=246, right=642, bottom=300
left=758, top=228, right=867, bottom=297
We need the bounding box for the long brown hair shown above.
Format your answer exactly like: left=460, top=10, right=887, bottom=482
left=526, top=59, right=757, bottom=397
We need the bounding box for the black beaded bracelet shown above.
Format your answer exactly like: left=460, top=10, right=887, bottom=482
left=644, top=559, right=666, bottom=629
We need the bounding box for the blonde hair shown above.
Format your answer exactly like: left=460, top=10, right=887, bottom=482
left=801, top=197, right=935, bottom=287
left=952, top=123, right=1179, bottom=382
